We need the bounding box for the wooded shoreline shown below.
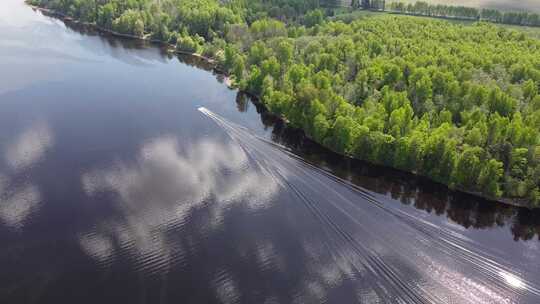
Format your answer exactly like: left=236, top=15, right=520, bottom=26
left=28, top=3, right=537, bottom=209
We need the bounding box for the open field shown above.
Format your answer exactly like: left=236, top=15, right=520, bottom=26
left=331, top=6, right=540, bottom=39
left=387, top=0, right=540, bottom=13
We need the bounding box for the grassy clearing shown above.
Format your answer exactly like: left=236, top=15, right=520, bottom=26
left=331, top=8, right=540, bottom=39
left=386, top=0, right=540, bottom=13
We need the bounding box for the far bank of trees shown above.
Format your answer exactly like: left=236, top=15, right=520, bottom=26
left=389, top=1, right=540, bottom=27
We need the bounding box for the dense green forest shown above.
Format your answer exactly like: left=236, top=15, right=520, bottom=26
left=388, top=1, right=540, bottom=27
left=29, top=0, right=540, bottom=206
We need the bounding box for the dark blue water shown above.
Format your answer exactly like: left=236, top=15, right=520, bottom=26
left=1, top=1, right=540, bottom=303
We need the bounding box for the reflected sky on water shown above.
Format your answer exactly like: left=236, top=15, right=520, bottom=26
left=1, top=0, right=540, bottom=303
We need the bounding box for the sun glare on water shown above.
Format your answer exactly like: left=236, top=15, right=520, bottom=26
left=499, top=271, right=526, bottom=289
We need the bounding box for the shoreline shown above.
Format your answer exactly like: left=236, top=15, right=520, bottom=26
left=28, top=3, right=535, bottom=209
left=28, top=5, right=222, bottom=67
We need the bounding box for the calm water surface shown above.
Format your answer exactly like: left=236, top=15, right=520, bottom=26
left=1, top=1, right=540, bottom=303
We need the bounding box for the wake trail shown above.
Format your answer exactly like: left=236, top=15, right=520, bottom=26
left=198, top=107, right=540, bottom=303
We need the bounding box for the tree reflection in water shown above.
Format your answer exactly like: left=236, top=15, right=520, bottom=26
left=241, top=92, right=540, bottom=242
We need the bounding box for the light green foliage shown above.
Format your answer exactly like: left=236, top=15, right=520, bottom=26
left=332, top=116, right=361, bottom=154
left=478, top=159, right=504, bottom=198
left=510, top=148, right=529, bottom=178
left=453, top=146, right=484, bottom=189
left=176, top=35, right=201, bottom=53
left=97, top=3, right=115, bottom=29
left=34, top=0, right=241, bottom=39
left=313, top=114, right=330, bottom=142
left=113, top=10, right=145, bottom=37
left=71, top=0, right=95, bottom=23
left=276, top=40, right=294, bottom=68
left=303, top=9, right=324, bottom=27
left=232, top=54, right=245, bottom=81
left=239, top=16, right=539, bottom=203
left=250, top=19, right=287, bottom=40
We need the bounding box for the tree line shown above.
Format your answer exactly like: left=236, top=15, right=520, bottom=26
left=228, top=18, right=540, bottom=206
left=389, top=1, right=540, bottom=27
left=29, top=0, right=540, bottom=207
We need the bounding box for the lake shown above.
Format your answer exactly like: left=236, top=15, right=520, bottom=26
left=1, top=0, right=540, bottom=303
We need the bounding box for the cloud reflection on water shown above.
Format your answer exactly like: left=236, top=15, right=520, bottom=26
left=79, top=136, right=280, bottom=269
left=0, top=182, right=40, bottom=229
left=5, top=121, right=53, bottom=171
left=0, top=122, right=51, bottom=228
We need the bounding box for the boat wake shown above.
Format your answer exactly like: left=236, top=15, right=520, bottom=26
left=198, top=107, right=540, bottom=304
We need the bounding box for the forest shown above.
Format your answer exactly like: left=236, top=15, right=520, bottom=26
left=28, top=0, right=540, bottom=207
left=388, top=1, right=540, bottom=27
